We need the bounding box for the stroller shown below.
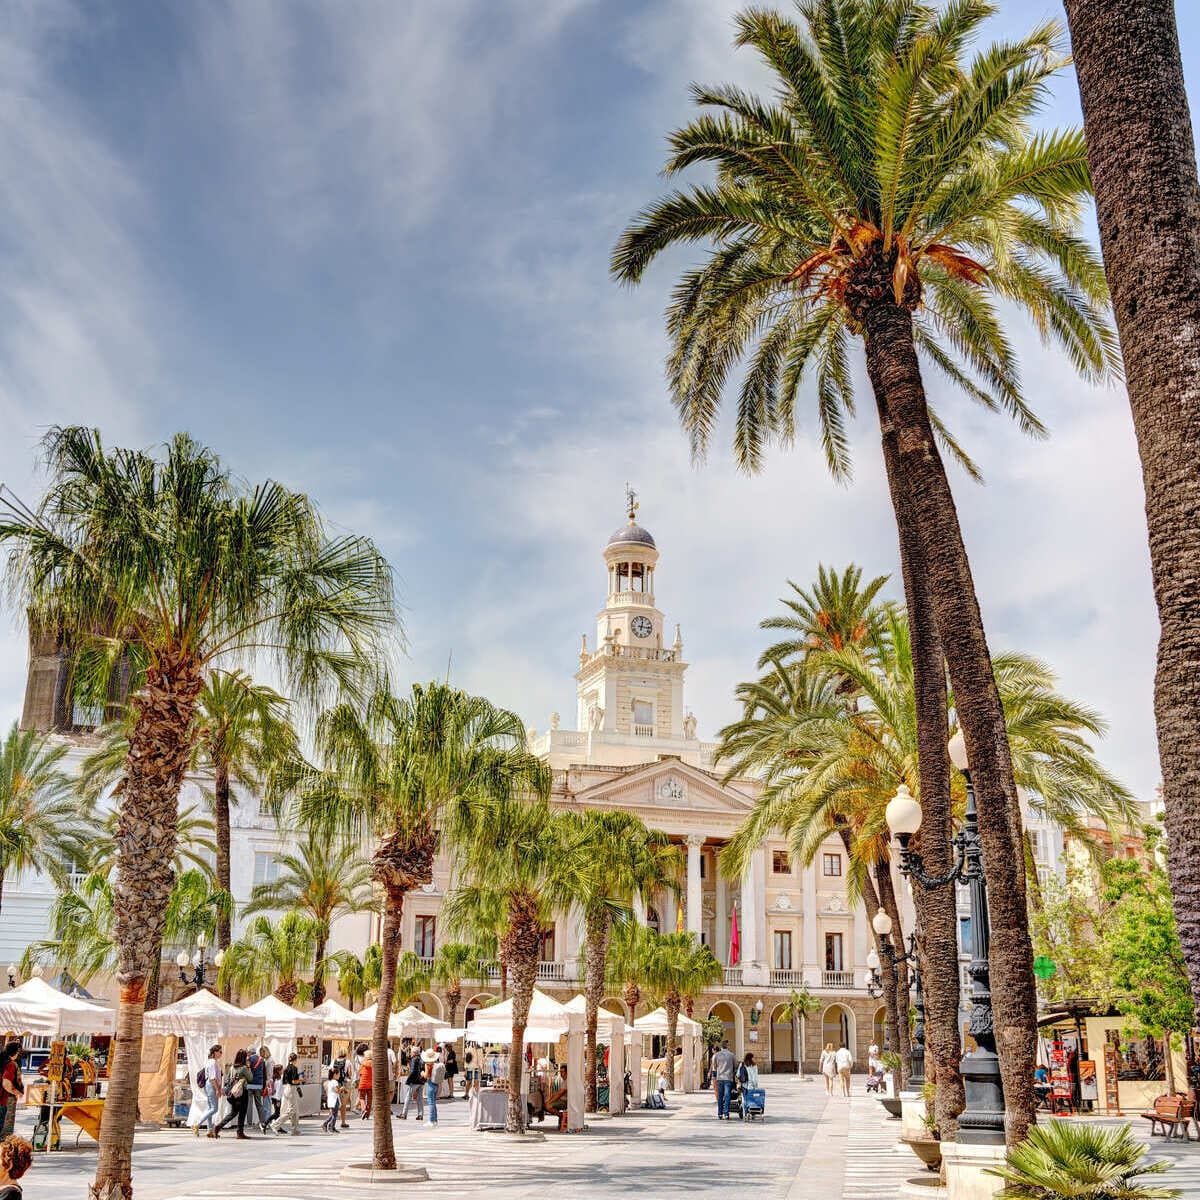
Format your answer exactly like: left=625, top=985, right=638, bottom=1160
left=728, top=1082, right=744, bottom=1120
left=865, top=1067, right=886, bottom=1094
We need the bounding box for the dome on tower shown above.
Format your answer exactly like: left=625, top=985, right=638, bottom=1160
left=607, top=520, right=656, bottom=549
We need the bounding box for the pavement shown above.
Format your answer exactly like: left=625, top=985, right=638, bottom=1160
left=12, top=1078, right=1200, bottom=1199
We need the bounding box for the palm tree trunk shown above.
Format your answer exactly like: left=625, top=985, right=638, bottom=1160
left=0, top=867, right=5, bottom=914
left=370, top=886, right=404, bottom=1171
left=865, top=303, right=1037, bottom=1143
left=623, top=982, right=640, bottom=1021
left=214, top=763, right=232, bottom=1003
left=312, top=926, right=328, bottom=1008
left=664, top=992, right=680, bottom=1089
left=860, top=864, right=905, bottom=1089
left=447, top=984, right=461, bottom=1030
left=1064, top=0, right=1200, bottom=1021
left=875, top=388, right=965, bottom=1134
left=583, top=908, right=611, bottom=1112
left=503, top=891, right=544, bottom=1134
left=91, top=651, right=201, bottom=1200
left=145, top=957, right=160, bottom=1015
left=874, top=861, right=913, bottom=1083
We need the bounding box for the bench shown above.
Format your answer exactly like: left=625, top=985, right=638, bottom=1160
left=1140, top=1094, right=1193, bottom=1140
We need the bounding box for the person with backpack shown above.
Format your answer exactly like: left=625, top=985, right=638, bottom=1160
left=422, top=1048, right=445, bottom=1126
left=191, top=1044, right=223, bottom=1138
left=245, top=1047, right=267, bottom=1133
left=215, top=1049, right=253, bottom=1139
left=331, top=1050, right=350, bottom=1128
left=398, top=1051, right=424, bottom=1120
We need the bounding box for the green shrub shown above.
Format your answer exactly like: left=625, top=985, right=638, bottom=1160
left=989, top=1120, right=1177, bottom=1200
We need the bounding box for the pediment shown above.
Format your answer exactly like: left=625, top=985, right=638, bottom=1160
left=570, top=758, right=755, bottom=816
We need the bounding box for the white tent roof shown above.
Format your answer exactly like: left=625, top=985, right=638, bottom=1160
left=244, top=995, right=323, bottom=1041
left=633, top=1007, right=702, bottom=1037
left=563, top=995, right=626, bottom=1038
left=465, top=988, right=583, bottom=1043
left=310, top=999, right=372, bottom=1038
left=390, top=1005, right=451, bottom=1040
left=0, top=977, right=115, bottom=1038
left=143, top=989, right=263, bottom=1039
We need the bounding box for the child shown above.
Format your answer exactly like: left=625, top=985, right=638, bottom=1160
left=323, top=1069, right=341, bottom=1133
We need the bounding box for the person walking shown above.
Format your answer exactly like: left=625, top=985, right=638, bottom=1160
left=215, top=1049, right=253, bottom=1139
left=819, top=1043, right=837, bottom=1096
left=192, top=1044, right=223, bottom=1138
left=332, top=1049, right=351, bottom=1128
left=422, top=1048, right=444, bottom=1126
left=274, top=1053, right=302, bottom=1136
left=443, top=1046, right=458, bottom=1101
left=738, top=1052, right=759, bottom=1091
left=0, top=1045, right=22, bottom=1141
left=357, top=1051, right=373, bottom=1119
left=322, top=1069, right=341, bottom=1133
left=245, top=1046, right=267, bottom=1133
left=835, top=1044, right=854, bottom=1097
left=398, top=1052, right=425, bottom=1120
left=0, top=1135, right=33, bottom=1200
left=711, top=1040, right=736, bottom=1121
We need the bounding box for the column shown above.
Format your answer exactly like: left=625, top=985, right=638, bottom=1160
left=715, top=863, right=728, bottom=963
left=853, top=902, right=868, bottom=984
left=685, top=834, right=704, bottom=937
left=741, top=847, right=768, bottom=984
left=802, top=863, right=820, bottom=988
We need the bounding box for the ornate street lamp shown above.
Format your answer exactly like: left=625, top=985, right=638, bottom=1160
left=884, top=736, right=1005, bottom=1144
left=176, top=931, right=223, bottom=990
left=868, top=908, right=926, bottom=1087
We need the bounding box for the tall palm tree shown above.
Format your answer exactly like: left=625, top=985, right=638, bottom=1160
left=612, top=0, right=1118, bottom=1138
left=0, top=427, right=397, bottom=1200
left=1063, top=0, right=1200, bottom=1020
left=779, top=985, right=818, bottom=1077
left=758, top=565, right=889, bottom=665
left=641, top=931, right=722, bottom=1089
left=330, top=945, right=383, bottom=1010
left=87, top=804, right=217, bottom=882
left=564, top=810, right=681, bottom=1111
left=218, top=912, right=320, bottom=1005
left=0, top=723, right=91, bottom=913
left=244, top=834, right=375, bottom=1005
left=444, top=797, right=577, bottom=1134
left=606, top=920, right=655, bottom=1020
left=430, top=942, right=486, bottom=1029
left=288, top=684, right=548, bottom=1167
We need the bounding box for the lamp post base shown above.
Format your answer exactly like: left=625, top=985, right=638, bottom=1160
left=957, top=1047, right=1005, bottom=1145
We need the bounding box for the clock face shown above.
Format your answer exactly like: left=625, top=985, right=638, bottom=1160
left=631, top=615, right=653, bottom=639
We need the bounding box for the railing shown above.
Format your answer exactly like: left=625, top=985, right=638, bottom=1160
left=770, top=969, right=805, bottom=989
left=417, top=956, right=435, bottom=970
left=724, top=968, right=743, bottom=987
left=607, top=590, right=656, bottom=607
left=536, top=961, right=567, bottom=982
left=632, top=724, right=656, bottom=738
left=581, top=644, right=677, bottom=669
left=822, top=970, right=856, bottom=989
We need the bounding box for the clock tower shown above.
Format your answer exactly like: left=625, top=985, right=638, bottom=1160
left=575, top=490, right=689, bottom=740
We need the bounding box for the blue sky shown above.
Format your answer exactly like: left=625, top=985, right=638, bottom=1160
left=2, top=0, right=1197, bottom=801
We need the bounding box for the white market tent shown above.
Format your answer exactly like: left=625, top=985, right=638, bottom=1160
left=466, top=989, right=585, bottom=1131
left=0, top=977, right=114, bottom=1038
left=355, top=1002, right=450, bottom=1041
left=244, top=995, right=324, bottom=1117
left=143, top=989, right=264, bottom=1127
left=563, top=996, right=627, bottom=1115
left=310, top=998, right=372, bottom=1040
left=634, top=1007, right=703, bottom=1093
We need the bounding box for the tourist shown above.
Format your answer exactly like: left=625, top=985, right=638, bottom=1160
left=246, top=1046, right=267, bottom=1133
left=711, top=1040, right=736, bottom=1121
left=0, top=1046, right=22, bottom=1145
left=274, top=1052, right=302, bottom=1136
left=0, top=1136, right=32, bottom=1200
left=192, top=1044, right=222, bottom=1138
left=738, top=1052, right=759, bottom=1090
left=422, top=1048, right=444, bottom=1126
left=331, top=1049, right=351, bottom=1128
left=835, top=1044, right=854, bottom=1096
left=357, top=1050, right=373, bottom=1118
left=868, top=1042, right=881, bottom=1075
left=398, top=1051, right=424, bottom=1120
left=215, top=1049, right=253, bottom=1139
left=819, top=1043, right=837, bottom=1095
left=443, top=1045, right=458, bottom=1100
left=269, top=1063, right=284, bottom=1122
left=462, top=1043, right=480, bottom=1097
left=322, top=1069, right=341, bottom=1133
left=547, top=1063, right=569, bottom=1121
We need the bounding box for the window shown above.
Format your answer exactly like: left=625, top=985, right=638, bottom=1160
left=1107, top=1029, right=1165, bottom=1082
left=699, top=854, right=707, bottom=880
left=539, top=926, right=556, bottom=962
left=252, top=852, right=279, bottom=886
left=772, top=850, right=791, bottom=875
left=959, top=916, right=972, bottom=955
left=824, top=932, right=843, bottom=972
left=773, top=930, right=792, bottom=970
left=822, top=853, right=842, bottom=877
left=632, top=699, right=654, bottom=727
left=414, top=915, right=436, bottom=959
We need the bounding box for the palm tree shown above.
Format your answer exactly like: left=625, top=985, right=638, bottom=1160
left=612, top=1, right=1118, bottom=1139
left=779, top=986, right=818, bottom=1077
left=330, top=945, right=383, bottom=1009
left=88, top=803, right=217, bottom=881
left=641, top=931, right=722, bottom=1089
left=0, top=723, right=90, bottom=913
left=244, top=834, right=375, bottom=1005
left=219, top=913, right=320, bottom=1005
left=606, top=920, right=654, bottom=1020
left=564, top=810, right=682, bottom=1111
left=758, top=565, right=889, bottom=666
left=430, top=942, right=486, bottom=1029
left=444, top=796, right=576, bottom=1134
left=1063, top=0, right=1200, bottom=1025
left=0, top=427, right=397, bottom=1200
left=289, top=683, right=548, bottom=1167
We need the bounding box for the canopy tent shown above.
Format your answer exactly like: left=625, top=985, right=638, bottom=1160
left=634, top=1007, right=703, bottom=1093
left=355, top=1002, right=450, bottom=1041
left=466, top=989, right=585, bottom=1131
left=143, top=989, right=264, bottom=1128
left=0, top=977, right=115, bottom=1038
left=310, top=998, right=372, bottom=1040
left=244, top=995, right=324, bottom=1117
left=563, top=996, right=627, bottom=1115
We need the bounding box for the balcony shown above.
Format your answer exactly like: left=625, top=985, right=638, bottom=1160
left=770, top=969, right=805, bottom=989
left=724, top=968, right=743, bottom=987
left=822, top=970, right=856, bottom=989
left=581, top=643, right=677, bottom=670
left=536, top=961, right=567, bottom=982
left=632, top=723, right=655, bottom=738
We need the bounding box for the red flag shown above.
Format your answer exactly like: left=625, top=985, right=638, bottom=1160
left=729, top=903, right=741, bottom=966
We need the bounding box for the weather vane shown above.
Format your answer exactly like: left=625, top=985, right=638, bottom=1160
left=625, top=482, right=639, bottom=522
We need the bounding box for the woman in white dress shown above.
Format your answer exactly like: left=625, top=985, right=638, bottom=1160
left=819, top=1043, right=837, bottom=1095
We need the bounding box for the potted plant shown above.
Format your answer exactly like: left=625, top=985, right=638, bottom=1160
left=878, top=1051, right=904, bottom=1117
left=901, top=1082, right=942, bottom=1172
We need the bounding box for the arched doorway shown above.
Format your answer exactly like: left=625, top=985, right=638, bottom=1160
left=770, top=1004, right=797, bottom=1072
left=872, top=1006, right=888, bottom=1052
left=603, top=996, right=630, bottom=1022
left=708, top=1000, right=744, bottom=1059
left=463, top=992, right=497, bottom=1027
left=412, top=991, right=444, bottom=1019
left=821, top=1004, right=854, bottom=1056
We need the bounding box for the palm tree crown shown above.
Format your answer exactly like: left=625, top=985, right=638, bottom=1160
left=219, top=912, right=321, bottom=1006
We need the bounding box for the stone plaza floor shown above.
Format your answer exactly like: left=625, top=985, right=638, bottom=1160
left=12, top=1077, right=1200, bottom=1199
